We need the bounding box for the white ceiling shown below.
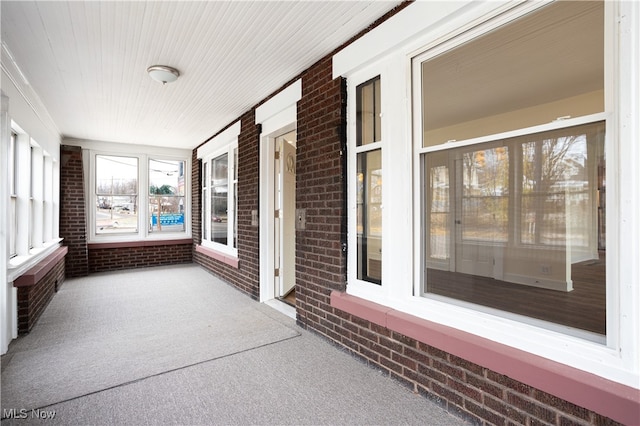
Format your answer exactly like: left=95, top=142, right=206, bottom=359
left=1, top=1, right=400, bottom=149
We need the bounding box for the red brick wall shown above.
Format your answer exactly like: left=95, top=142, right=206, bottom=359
left=60, top=145, right=89, bottom=277
left=295, top=57, right=348, bottom=322
left=16, top=257, right=65, bottom=335
left=88, top=243, right=192, bottom=273
left=192, top=111, right=261, bottom=299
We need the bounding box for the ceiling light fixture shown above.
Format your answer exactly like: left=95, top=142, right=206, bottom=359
left=147, top=65, right=180, bottom=85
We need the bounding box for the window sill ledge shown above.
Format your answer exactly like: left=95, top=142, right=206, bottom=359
left=330, top=291, right=639, bottom=426
left=195, top=244, right=239, bottom=269
left=12, top=246, right=68, bottom=288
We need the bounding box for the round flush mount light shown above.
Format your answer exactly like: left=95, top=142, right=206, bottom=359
left=147, top=65, right=180, bottom=85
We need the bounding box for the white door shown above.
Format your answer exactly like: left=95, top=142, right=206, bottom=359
left=275, top=131, right=296, bottom=297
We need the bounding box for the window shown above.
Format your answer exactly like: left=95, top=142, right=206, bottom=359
left=417, top=1, right=606, bottom=338
left=7, top=125, right=61, bottom=266
left=336, top=0, right=636, bottom=390
left=95, top=155, right=139, bottom=234
left=355, top=77, right=382, bottom=284
left=197, top=122, right=240, bottom=256
left=149, top=159, right=186, bottom=233
left=90, top=150, right=190, bottom=241
left=201, top=146, right=238, bottom=253
left=9, top=132, right=17, bottom=257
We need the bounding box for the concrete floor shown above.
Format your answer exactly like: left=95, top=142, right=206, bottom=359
left=1, top=264, right=470, bottom=425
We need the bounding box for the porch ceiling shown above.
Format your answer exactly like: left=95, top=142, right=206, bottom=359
left=1, top=1, right=400, bottom=149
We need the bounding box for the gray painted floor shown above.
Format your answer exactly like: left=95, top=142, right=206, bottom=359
left=1, top=264, right=470, bottom=425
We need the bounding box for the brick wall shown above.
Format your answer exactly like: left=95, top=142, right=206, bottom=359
left=59, top=145, right=89, bottom=277
left=88, top=243, right=192, bottom=273
left=320, top=307, right=623, bottom=426
left=295, top=57, right=348, bottom=324
left=192, top=111, right=261, bottom=299
left=16, top=257, right=65, bottom=335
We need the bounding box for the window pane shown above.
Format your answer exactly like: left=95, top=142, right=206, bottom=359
left=202, top=188, right=208, bottom=241
left=421, top=1, right=604, bottom=147
left=357, top=77, right=381, bottom=146
left=211, top=154, right=228, bottom=244
left=96, top=155, right=138, bottom=234
left=426, top=151, right=450, bottom=263
left=202, top=161, right=208, bottom=240
left=425, top=122, right=606, bottom=336
left=233, top=147, right=238, bottom=248
left=9, top=133, right=17, bottom=256
left=149, top=159, right=185, bottom=232
left=357, top=149, right=382, bottom=283
left=461, top=146, right=509, bottom=243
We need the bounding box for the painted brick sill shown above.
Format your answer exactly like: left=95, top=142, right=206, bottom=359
left=195, top=244, right=239, bottom=269
left=13, top=246, right=68, bottom=288
left=88, top=238, right=193, bottom=249
left=330, top=290, right=640, bottom=426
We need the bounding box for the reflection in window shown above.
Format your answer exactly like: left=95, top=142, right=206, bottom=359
left=461, top=146, right=509, bottom=243
left=95, top=155, right=138, bottom=234
left=426, top=153, right=450, bottom=262
left=149, top=159, right=185, bottom=233
left=356, top=150, right=382, bottom=283
left=357, top=77, right=381, bottom=146
left=424, top=122, right=606, bottom=335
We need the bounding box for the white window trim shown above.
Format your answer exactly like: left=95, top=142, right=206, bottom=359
left=79, top=141, right=191, bottom=243
left=197, top=121, right=240, bottom=258
left=7, top=125, right=62, bottom=277
left=337, top=0, right=639, bottom=389
left=347, top=71, right=385, bottom=299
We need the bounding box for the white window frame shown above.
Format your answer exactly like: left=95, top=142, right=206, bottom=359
left=9, top=131, right=17, bottom=257
left=197, top=121, right=240, bottom=258
left=7, top=123, right=62, bottom=276
left=348, top=71, right=385, bottom=298
left=85, top=142, right=191, bottom=243
left=336, top=0, right=639, bottom=389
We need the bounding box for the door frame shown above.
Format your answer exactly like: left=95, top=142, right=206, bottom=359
left=256, top=80, right=301, bottom=306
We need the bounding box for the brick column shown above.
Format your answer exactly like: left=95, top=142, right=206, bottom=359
left=60, top=145, right=88, bottom=277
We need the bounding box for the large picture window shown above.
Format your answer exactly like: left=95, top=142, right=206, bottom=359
left=91, top=151, right=189, bottom=241
left=417, top=1, right=606, bottom=339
